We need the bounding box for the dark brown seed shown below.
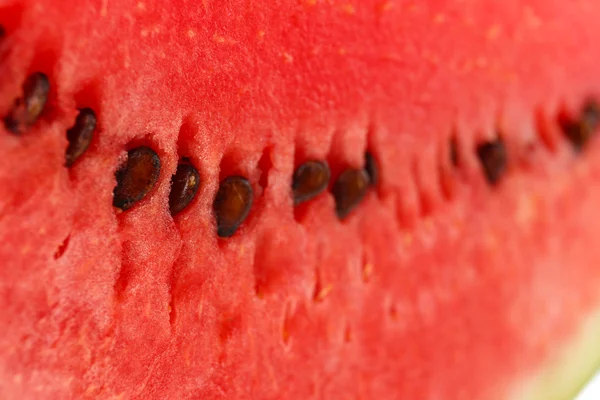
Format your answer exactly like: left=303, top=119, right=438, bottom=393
left=213, top=176, right=253, bottom=237
left=4, top=72, right=50, bottom=134
left=476, top=138, right=507, bottom=185
left=113, top=147, right=161, bottom=211
left=65, top=108, right=96, bottom=167
left=560, top=100, right=600, bottom=151
left=169, top=163, right=200, bottom=216
left=0, top=25, right=5, bottom=39
left=292, top=160, right=330, bottom=205
left=582, top=100, right=600, bottom=129
left=364, top=152, right=379, bottom=186
left=332, top=168, right=370, bottom=220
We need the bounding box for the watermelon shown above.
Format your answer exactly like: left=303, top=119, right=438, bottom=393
left=1, top=0, right=600, bottom=398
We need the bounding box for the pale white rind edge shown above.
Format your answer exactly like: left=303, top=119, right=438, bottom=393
left=512, top=306, right=600, bottom=400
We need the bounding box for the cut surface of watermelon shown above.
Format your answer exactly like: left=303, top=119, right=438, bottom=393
left=1, top=0, right=600, bottom=399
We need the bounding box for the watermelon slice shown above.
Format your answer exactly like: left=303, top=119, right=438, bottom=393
left=1, top=0, right=600, bottom=398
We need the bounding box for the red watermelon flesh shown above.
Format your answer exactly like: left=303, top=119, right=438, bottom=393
left=1, top=0, right=600, bottom=398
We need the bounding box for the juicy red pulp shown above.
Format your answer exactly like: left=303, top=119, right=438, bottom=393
left=3, top=3, right=600, bottom=398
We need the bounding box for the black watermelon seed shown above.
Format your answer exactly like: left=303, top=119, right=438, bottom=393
left=364, top=152, right=379, bottom=186
left=213, top=176, right=253, bottom=237
left=581, top=100, right=600, bottom=130
left=0, top=25, right=5, bottom=38
left=113, top=146, right=161, bottom=211
left=560, top=100, right=600, bottom=151
left=65, top=108, right=96, bottom=167
left=476, top=138, right=507, bottom=185
left=169, top=162, right=200, bottom=216
left=4, top=72, right=50, bottom=134
left=292, top=160, right=330, bottom=205
left=561, top=100, right=600, bottom=151
left=332, top=168, right=370, bottom=220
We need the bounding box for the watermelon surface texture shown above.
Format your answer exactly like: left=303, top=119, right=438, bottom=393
left=2, top=0, right=600, bottom=399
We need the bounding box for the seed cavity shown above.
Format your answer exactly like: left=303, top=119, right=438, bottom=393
left=332, top=168, right=370, bottom=220
left=364, top=152, right=379, bottom=186
left=169, top=162, right=200, bottom=216
left=4, top=72, right=50, bottom=134
left=113, top=146, right=161, bottom=211
left=292, top=160, right=330, bottom=205
left=65, top=108, right=96, bottom=167
left=213, top=176, right=253, bottom=237
left=449, top=137, right=459, bottom=167
left=476, top=138, right=507, bottom=185
left=560, top=99, right=600, bottom=151
left=53, top=234, right=70, bottom=260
